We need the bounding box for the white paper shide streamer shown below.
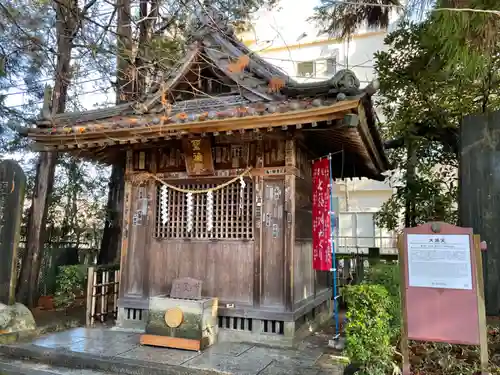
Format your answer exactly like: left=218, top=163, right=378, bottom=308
left=206, top=190, right=213, bottom=232
left=160, top=185, right=169, bottom=224
left=186, top=192, right=194, bottom=233
left=239, top=176, right=246, bottom=216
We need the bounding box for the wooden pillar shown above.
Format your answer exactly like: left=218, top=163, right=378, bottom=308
left=253, top=134, right=264, bottom=308
left=120, top=149, right=152, bottom=300
left=118, top=150, right=133, bottom=300
left=284, top=138, right=296, bottom=311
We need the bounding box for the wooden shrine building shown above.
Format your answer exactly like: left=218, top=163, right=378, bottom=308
left=22, top=9, right=389, bottom=345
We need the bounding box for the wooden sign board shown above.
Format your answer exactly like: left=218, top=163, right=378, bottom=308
left=399, top=222, right=488, bottom=374
left=132, top=150, right=150, bottom=171
left=182, top=138, right=215, bottom=176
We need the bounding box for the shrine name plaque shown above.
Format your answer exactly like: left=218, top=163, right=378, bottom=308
left=182, top=138, right=215, bottom=176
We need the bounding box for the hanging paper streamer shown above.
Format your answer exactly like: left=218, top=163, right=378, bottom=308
left=160, top=185, right=169, bottom=224
left=206, top=190, right=213, bottom=232
left=186, top=192, right=194, bottom=233
left=312, top=158, right=332, bottom=271
left=239, top=176, right=246, bottom=217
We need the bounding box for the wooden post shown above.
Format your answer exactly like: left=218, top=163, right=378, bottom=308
left=355, top=255, right=364, bottom=284
left=398, top=235, right=411, bottom=375
left=91, top=269, right=97, bottom=326
left=253, top=135, right=264, bottom=308
left=86, top=266, right=95, bottom=327
left=114, top=270, right=119, bottom=318
left=474, top=235, right=489, bottom=374
left=368, top=247, right=380, bottom=266
left=101, top=270, right=108, bottom=322
left=284, top=139, right=296, bottom=312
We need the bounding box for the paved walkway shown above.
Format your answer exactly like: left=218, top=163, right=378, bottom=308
left=0, top=327, right=344, bottom=375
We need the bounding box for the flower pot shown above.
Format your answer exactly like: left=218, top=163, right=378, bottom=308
left=37, top=296, right=55, bottom=310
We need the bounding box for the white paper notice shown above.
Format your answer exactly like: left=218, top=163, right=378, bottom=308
left=407, top=234, right=473, bottom=290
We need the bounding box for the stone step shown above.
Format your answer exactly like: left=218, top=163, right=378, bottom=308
left=0, top=358, right=113, bottom=375
left=0, top=344, right=226, bottom=375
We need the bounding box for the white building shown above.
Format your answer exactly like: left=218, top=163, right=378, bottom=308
left=241, top=0, right=398, bottom=252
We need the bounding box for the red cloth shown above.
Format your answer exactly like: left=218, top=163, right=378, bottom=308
left=312, top=158, right=332, bottom=271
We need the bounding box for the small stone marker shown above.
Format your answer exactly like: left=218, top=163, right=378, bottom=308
left=170, top=277, right=202, bottom=300
left=0, top=160, right=26, bottom=306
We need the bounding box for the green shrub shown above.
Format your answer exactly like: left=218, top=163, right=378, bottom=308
left=364, top=262, right=401, bottom=340
left=54, top=265, right=87, bottom=309
left=343, top=284, right=394, bottom=375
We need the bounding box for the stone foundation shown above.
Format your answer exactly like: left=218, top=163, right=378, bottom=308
left=217, top=299, right=332, bottom=347
left=117, top=297, right=332, bottom=348
left=117, top=306, right=149, bottom=331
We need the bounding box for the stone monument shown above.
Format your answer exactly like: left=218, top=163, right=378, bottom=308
left=0, top=159, right=25, bottom=306
left=170, top=277, right=202, bottom=300
left=0, top=159, right=35, bottom=335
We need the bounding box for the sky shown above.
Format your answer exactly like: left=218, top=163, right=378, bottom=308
left=3, top=0, right=324, bottom=114
left=3, top=0, right=402, bottom=113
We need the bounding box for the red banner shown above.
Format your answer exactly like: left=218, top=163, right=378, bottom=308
left=312, top=158, right=332, bottom=271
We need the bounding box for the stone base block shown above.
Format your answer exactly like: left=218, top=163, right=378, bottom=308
left=142, top=295, right=218, bottom=351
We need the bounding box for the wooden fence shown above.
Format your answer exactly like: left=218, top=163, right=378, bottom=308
left=86, top=265, right=120, bottom=326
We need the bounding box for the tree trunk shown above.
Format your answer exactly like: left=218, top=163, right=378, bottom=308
left=97, top=0, right=132, bottom=264
left=16, top=0, right=85, bottom=307
left=404, top=140, right=417, bottom=228
left=17, top=151, right=58, bottom=306
left=98, top=163, right=125, bottom=264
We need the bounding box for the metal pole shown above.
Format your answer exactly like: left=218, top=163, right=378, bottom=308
left=328, top=153, right=339, bottom=338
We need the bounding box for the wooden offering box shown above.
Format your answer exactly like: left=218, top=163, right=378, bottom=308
left=140, top=295, right=219, bottom=351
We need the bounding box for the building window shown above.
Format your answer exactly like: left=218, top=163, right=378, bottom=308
left=155, top=181, right=254, bottom=240
left=296, top=58, right=337, bottom=78
left=296, top=61, right=315, bottom=77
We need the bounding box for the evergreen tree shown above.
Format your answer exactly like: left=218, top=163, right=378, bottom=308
left=373, top=22, right=500, bottom=230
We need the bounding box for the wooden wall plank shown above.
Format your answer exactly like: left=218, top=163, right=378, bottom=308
left=148, top=240, right=254, bottom=305
left=294, top=241, right=314, bottom=304
left=293, top=144, right=320, bottom=305
left=261, top=180, right=285, bottom=308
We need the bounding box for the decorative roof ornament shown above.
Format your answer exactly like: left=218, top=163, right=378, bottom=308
left=282, top=69, right=362, bottom=98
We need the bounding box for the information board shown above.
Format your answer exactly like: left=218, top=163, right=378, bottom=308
left=399, top=222, right=488, bottom=375
left=407, top=234, right=472, bottom=290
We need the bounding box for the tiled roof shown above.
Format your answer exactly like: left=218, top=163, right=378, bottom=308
left=33, top=96, right=351, bottom=135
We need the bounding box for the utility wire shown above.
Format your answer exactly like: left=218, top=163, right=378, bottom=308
left=326, top=0, right=500, bottom=16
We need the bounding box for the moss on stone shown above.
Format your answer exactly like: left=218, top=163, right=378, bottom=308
left=0, top=303, right=36, bottom=334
